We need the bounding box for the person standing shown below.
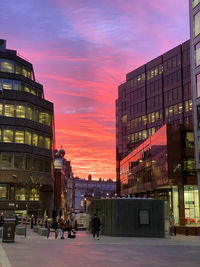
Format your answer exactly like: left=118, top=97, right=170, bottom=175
left=92, top=214, right=100, bottom=240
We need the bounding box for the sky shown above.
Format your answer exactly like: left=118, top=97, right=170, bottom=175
left=0, top=0, right=190, bottom=180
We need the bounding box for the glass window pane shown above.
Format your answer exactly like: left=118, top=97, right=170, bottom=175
left=186, top=132, right=194, bottom=148
left=32, top=133, right=38, bottom=146
left=0, top=129, right=1, bottom=141
left=14, top=154, right=25, bottom=169
left=25, top=132, right=32, bottom=145
left=16, top=105, right=25, bottom=118
left=26, top=155, right=32, bottom=170
left=24, top=85, right=30, bottom=93
left=4, top=104, right=15, bottom=117
left=44, top=160, right=51, bottom=172
left=39, top=136, right=44, bottom=148
left=0, top=103, right=3, bottom=115
left=44, top=137, right=51, bottom=149
left=0, top=60, right=14, bottom=73
left=193, top=0, right=200, bottom=8
left=2, top=79, right=13, bottom=90
left=33, top=109, right=39, bottom=121
left=15, top=64, right=21, bottom=75
left=0, top=153, right=12, bottom=169
left=26, top=107, right=33, bottom=120
left=3, top=129, right=13, bottom=143
left=197, top=74, right=200, bottom=98
left=14, top=80, right=21, bottom=91
left=30, top=89, right=36, bottom=95
left=194, top=11, right=200, bottom=37
left=22, top=68, right=28, bottom=77
left=29, top=188, right=39, bottom=201
left=0, top=185, right=7, bottom=200
left=195, top=43, right=200, bottom=67
left=15, top=131, right=24, bottom=143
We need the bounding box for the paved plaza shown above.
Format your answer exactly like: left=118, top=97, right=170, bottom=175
left=1, top=230, right=200, bottom=267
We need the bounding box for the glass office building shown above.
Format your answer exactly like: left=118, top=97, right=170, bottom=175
left=120, top=124, right=199, bottom=225
left=0, top=40, right=54, bottom=216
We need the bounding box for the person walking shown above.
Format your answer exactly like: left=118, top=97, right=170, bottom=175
left=92, top=214, right=100, bottom=240
left=57, top=218, right=65, bottom=239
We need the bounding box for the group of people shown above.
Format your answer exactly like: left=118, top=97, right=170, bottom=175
left=50, top=216, right=76, bottom=239
left=48, top=213, right=101, bottom=240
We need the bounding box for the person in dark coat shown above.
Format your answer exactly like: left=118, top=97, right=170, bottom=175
left=92, top=214, right=100, bottom=240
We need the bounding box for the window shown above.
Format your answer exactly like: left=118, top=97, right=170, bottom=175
left=139, top=210, right=149, bottom=225
left=0, top=153, right=12, bottom=169
left=16, top=105, right=25, bottom=118
left=0, top=59, right=14, bottom=73
left=193, top=0, right=200, bottom=8
left=25, top=131, right=32, bottom=145
left=32, top=134, right=38, bottom=146
left=14, top=80, right=21, bottom=91
left=0, top=129, right=1, bottom=141
left=24, top=85, right=30, bottom=93
left=197, top=74, right=200, bottom=98
left=194, top=11, right=200, bottom=37
left=26, top=155, right=32, bottom=170
left=0, top=185, right=7, bottom=200
left=122, top=115, right=127, bottom=123
left=3, top=129, right=13, bottom=143
left=4, top=104, right=14, bottom=117
left=14, top=154, right=25, bottom=169
left=39, top=136, right=44, bottom=148
left=178, top=103, right=183, bottom=114
left=29, top=188, right=39, bottom=201
left=186, top=132, right=194, bottom=148
left=16, top=187, right=26, bottom=201
left=39, top=112, right=51, bottom=126
left=2, top=79, right=12, bottom=90
left=0, top=103, right=3, bottom=115
left=15, top=130, right=24, bottom=143
left=26, top=106, right=33, bottom=120
left=195, top=42, right=200, bottom=67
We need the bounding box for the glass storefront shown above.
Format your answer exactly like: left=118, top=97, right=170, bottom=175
left=184, top=186, right=200, bottom=225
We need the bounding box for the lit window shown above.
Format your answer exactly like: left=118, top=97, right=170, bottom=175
left=189, top=100, right=193, bottom=110
left=0, top=128, right=1, bottom=141
left=0, top=103, right=3, bottom=115
left=169, top=106, right=173, bottom=116
left=31, top=89, right=36, bottom=95
left=0, top=185, right=7, bottom=200
left=29, top=188, right=39, bottom=201
left=155, top=112, right=159, bottom=121
left=151, top=127, right=155, bottom=135
left=24, top=86, right=30, bottom=93
left=0, top=60, right=14, bottom=73
left=44, top=137, right=51, bottom=149
left=178, top=103, right=183, bottom=114
left=22, top=68, right=28, bottom=77
left=16, top=105, right=25, bottom=118
left=165, top=108, right=169, bottom=118
left=26, top=107, right=33, bottom=120
left=32, top=134, right=38, bottom=146
left=185, top=101, right=189, bottom=112
left=3, top=129, right=13, bottom=143
left=4, top=104, right=15, bottom=117
left=15, top=131, right=24, bottom=143
left=25, top=131, right=32, bottom=145
left=33, top=109, right=39, bottom=121
left=143, top=130, right=147, bottom=139
left=2, top=79, right=12, bottom=90
left=15, top=65, right=21, bottom=75
left=186, top=132, right=194, bottom=148
left=122, top=115, right=127, bottom=123
left=151, top=112, right=155, bottom=123
left=194, top=11, right=200, bottom=37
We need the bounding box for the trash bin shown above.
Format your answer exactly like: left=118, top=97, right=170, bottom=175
left=2, top=218, right=16, bottom=242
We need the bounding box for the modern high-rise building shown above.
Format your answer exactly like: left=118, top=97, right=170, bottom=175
left=189, top=0, right=200, bottom=212
left=0, top=40, right=54, bottom=217
left=116, top=40, right=200, bottom=226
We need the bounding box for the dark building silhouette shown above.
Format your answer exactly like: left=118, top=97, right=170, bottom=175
left=116, top=40, right=200, bottom=226
left=0, top=40, right=54, bottom=216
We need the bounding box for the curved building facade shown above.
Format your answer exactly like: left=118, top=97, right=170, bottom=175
left=0, top=40, right=54, bottom=216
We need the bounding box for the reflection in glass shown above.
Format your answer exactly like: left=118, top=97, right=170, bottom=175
left=0, top=153, right=12, bottom=169
left=194, top=11, right=200, bottom=37
left=14, top=154, right=25, bottom=169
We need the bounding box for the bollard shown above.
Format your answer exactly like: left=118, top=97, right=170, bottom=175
left=31, top=215, right=34, bottom=229
left=174, top=226, right=176, bottom=236
left=186, top=226, right=188, bottom=236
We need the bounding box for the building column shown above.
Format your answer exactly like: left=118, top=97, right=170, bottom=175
left=178, top=185, right=185, bottom=226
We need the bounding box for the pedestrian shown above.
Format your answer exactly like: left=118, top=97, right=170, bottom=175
left=66, top=217, right=76, bottom=238
left=57, top=218, right=65, bottom=239
left=92, top=214, right=100, bottom=240
left=169, top=214, right=174, bottom=236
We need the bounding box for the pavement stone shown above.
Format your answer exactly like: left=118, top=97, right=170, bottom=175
left=1, top=229, right=200, bottom=267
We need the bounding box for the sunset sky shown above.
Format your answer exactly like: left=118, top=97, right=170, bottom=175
left=1, top=0, right=189, bottom=180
